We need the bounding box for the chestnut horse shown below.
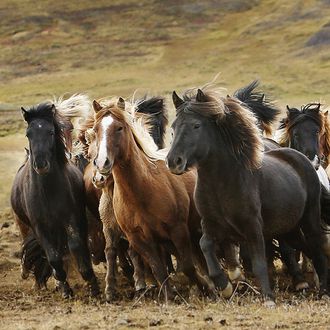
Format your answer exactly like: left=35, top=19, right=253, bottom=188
left=78, top=96, right=171, bottom=301
left=11, top=96, right=99, bottom=298
left=91, top=97, right=218, bottom=299
left=167, top=87, right=329, bottom=305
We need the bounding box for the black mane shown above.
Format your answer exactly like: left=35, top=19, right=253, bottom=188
left=234, top=80, right=280, bottom=134
left=23, top=102, right=68, bottom=166
left=136, top=96, right=168, bottom=149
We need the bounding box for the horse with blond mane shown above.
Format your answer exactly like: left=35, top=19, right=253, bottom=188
left=78, top=96, right=171, bottom=301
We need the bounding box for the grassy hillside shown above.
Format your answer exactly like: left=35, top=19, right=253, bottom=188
left=0, top=0, right=330, bottom=108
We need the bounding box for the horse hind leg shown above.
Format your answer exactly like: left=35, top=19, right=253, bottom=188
left=224, top=243, right=245, bottom=282
left=246, top=220, right=275, bottom=306
left=127, top=247, right=147, bottom=294
left=129, top=236, right=173, bottom=301
left=278, top=239, right=309, bottom=291
left=300, top=206, right=329, bottom=296
left=103, top=224, right=121, bottom=302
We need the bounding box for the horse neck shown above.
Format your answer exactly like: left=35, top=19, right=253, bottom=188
left=111, top=133, right=155, bottom=197
left=197, top=134, right=250, bottom=194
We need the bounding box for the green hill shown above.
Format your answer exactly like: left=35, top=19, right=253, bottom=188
left=1, top=0, right=330, bottom=107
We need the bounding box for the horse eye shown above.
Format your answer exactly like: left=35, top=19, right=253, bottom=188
left=194, top=123, right=201, bottom=129
left=117, top=126, right=123, bottom=132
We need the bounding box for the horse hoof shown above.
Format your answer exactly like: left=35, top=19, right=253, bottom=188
left=263, top=299, right=276, bottom=308
left=295, top=281, right=309, bottom=291
left=105, top=291, right=118, bottom=302
left=63, top=288, right=74, bottom=299
left=221, top=282, right=233, bottom=299
left=228, top=268, right=245, bottom=282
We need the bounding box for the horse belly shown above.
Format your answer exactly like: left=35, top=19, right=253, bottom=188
left=261, top=169, right=306, bottom=238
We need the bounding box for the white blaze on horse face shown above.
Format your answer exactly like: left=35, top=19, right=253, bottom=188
left=97, top=116, right=113, bottom=168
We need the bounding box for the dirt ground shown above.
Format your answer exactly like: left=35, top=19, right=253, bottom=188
left=1, top=135, right=330, bottom=330
left=1, top=216, right=330, bottom=330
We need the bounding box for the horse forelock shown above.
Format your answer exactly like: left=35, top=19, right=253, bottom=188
left=180, top=87, right=264, bottom=170
left=94, top=100, right=166, bottom=162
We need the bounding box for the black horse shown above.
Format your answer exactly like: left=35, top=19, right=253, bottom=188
left=11, top=102, right=99, bottom=298
left=166, top=87, right=328, bottom=305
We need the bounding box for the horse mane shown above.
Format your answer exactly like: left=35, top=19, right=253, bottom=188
left=321, top=111, right=330, bottom=165
left=95, top=99, right=166, bottom=162
left=135, top=96, right=168, bottom=149
left=233, top=80, right=280, bottom=136
left=276, top=103, right=328, bottom=148
left=180, top=87, right=264, bottom=170
left=23, top=103, right=68, bottom=166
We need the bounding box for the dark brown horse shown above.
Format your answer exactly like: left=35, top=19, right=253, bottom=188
left=167, top=87, right=329, bottom=305
left=11, top=97, right=99, bottom=298
left=91, top=97, right=217, bottom=300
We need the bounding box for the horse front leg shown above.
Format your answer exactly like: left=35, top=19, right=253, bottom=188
left=199, top=233, right=232, bottom=298
left=67, top=223, right=99, bottom=298
left=103, top=223, right=121, bottom=302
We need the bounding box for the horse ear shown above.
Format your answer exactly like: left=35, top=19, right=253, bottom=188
left=93, top=100, right=102, bottom=113
left=325, top=110, right=328, bottom=117
left=196, top=89, right=207, bottom=102
left=50, top=104, right=56, bottom=116
left=21, top=107, right=29, bottom=121
left=172, top=91, right=184, bottom=109
left=117, top=97, right=125, bottom=110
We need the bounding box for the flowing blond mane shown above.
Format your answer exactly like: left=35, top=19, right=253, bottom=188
left=95, top=98, right=167, bottom=162
left=179, top=86, right=264, bottom=170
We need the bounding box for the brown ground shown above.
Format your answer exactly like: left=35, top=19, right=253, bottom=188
left=1, top=135, right=330, bottom=330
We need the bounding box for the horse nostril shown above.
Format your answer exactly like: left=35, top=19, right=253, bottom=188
left=100, top=176, right=104, bottom=182
left=176, top=157, right=183, bottom=166
left=104, top=158, right=110, bottom=167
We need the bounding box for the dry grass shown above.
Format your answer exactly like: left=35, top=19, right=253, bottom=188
left=0, top=0, right=329, bottom=107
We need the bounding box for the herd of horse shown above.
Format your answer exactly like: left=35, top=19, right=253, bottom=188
left=10, top=80, right=330, bottom=307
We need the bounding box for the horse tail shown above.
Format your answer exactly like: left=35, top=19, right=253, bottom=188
left=21, top=233, right=52, bottom=288
left=321, top=184, right=330, bottom=225
left=136, top=96, right=169, bottom=149
left=234, top=80, right=280, bottom=136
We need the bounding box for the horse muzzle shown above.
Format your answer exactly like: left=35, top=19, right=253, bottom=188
left=92, top=171, right=107, bottom=188
left=166, top=154, right=187, bottom=175
left=33, top=160, right=50, bottom=175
